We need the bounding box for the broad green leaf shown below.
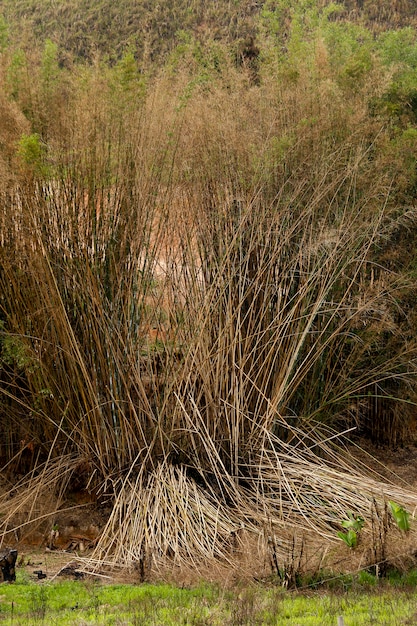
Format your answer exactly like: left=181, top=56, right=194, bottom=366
left=337, top=529, right=357, bottom=548
left=389, top=501, right=410, bottom=532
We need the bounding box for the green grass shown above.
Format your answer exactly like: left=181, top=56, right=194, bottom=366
left=1, top=573, right=417, bottom=625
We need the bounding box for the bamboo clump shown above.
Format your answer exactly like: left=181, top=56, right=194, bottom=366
left=1, top=50, right=417, bottom=576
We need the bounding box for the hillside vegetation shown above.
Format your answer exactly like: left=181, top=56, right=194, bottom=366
left=1, top=0, right=417, bottom=579
left=0, top=1, right=417, bottom=63
left=0, top=0, right=259, bottom=63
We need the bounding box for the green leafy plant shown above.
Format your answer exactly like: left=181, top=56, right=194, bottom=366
left=337, top=512, right=365, bottom=549
left=341, top=512, right=365, bottom=533
left=337, top=528, right=358, bottom=549
left=389, top=501, right=410, bottom=532
left=17, top=132, right=49, bottom=177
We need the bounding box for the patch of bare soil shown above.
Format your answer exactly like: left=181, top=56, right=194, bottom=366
left=13, top=503, right=135, bottom=585
left=0, top=480, right=118, bottom=583
left=16, top=490, right=110, bottom=546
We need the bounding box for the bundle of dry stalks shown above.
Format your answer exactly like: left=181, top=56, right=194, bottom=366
left=1, top=60, right=417, bottom=577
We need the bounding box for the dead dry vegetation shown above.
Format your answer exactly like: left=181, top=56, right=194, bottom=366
left=2, top=4, right=417, bottom=585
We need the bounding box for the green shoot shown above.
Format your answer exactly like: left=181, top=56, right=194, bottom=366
left=389, top=501, right=410, bottom=532
left=341, top=512, right=365, bottom=533
left=337, top=529, right=358, bottom=549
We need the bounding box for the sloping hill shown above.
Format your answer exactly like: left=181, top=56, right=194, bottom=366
left=1, top=0, right=416, bottom=63
left=0, top=0, right=259, bottom=62
left=337, top=0, right=417, bottom=30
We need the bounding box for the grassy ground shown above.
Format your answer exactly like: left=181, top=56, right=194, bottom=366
left=1, top=572, right=417, bottom=625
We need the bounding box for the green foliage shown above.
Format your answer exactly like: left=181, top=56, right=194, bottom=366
left=6, top=48, right=27, bottom=99
left=364, top=29, right=417, bottom=127
left=389, top=501, right=410, bottom=532
left=17, top=132, right=42, bottom=164
left=337, top=528, right=358, bottom=549
left=259, top=0, right=291, bottom=41
left=114, top=49, right=143, bottom=92
left=167, top=31, right=227, bottom=86
left=41, top=39, right=60, bottom=92
left=0, top=13, right=9, bottom=51
left=386, top=567, right=417, bottom=588
left=0, top=332, right=36, bottom=373
left=378, top=28, right=417, bottom=70
left=323, top=21, right=373, bottom=69
left=1, top=576, right=417, bottom=625
left=341, top=512, right=365, bottom=533
left=340, top=47, right=373, bottom=90
left=16, top=133, right=49, bottom=177
left=357, top=570, right=378, bottom=587
left=337, top=512, right=365, bottom=548
left=109, top=48, right=147, bottom=112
